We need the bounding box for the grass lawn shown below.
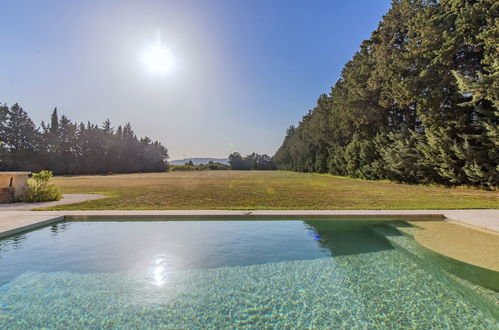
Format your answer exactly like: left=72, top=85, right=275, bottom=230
left=43, top=170, right=499, bottom=210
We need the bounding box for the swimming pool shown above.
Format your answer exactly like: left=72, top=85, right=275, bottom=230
left=0, top=219, right=497, bottom=328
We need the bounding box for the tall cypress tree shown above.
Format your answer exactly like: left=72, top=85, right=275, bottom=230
left=50, top=108, right=59, bottom=133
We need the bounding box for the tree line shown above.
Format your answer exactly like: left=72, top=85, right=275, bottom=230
left=0, top=104, right=168, bottom=174
left=171, top=160, right=230, bottom=171
left=228, top=152, right=276, bottom=170
left=274, top=0, right=498, bottom=187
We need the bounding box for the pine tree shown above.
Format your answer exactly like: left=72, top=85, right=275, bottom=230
left=3, top=104, right=40, bottom=170
left=4, top=104, right=39, bottom=152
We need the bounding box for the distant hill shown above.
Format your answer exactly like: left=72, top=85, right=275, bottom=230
left=169, top=158, right=229, bottom=166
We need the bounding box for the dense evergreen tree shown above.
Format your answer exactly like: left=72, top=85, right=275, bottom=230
left=2, top=104, right=40, bottom=170
left=274, top=0, right=498, bottom=187
left=0, top=104, right=8, bottom=170
left=0, top=103, right=169, bottom=174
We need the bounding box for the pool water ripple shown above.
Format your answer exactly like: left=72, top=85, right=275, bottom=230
left=0, top=220, right=497, bottom=328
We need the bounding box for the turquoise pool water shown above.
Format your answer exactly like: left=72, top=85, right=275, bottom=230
left=0, top=219, right=497, bottom=328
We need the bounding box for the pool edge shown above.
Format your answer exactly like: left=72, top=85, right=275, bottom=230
left=0, top=215, right=64, bottom=239
left=0, top=212, right=445, bottom=239
left=2, top=209, right=499, bottom=240
left=1, top=210, right=498, bottom=275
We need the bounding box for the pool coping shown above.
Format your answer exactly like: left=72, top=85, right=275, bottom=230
left=1, top=209, right=498, bottom=239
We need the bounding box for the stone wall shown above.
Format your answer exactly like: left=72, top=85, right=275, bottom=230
left=0, top=187, right=12, bottom=203
left=0, top=172, right=30, bottom=203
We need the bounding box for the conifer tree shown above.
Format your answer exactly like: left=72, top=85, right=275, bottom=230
left=274, top=0, right=498, bottom=188
left=0, top=103, right=169, bottom=174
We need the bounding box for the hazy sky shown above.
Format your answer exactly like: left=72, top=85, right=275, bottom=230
left=1, top=0, right=391, bottom=160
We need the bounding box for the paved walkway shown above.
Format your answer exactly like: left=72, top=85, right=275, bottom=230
left=0, top=194, right=107, bottom=211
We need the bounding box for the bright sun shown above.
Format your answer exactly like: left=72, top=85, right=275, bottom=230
left=141, top=42, right=175, bottom=75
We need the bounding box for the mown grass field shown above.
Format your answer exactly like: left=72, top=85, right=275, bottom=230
left=44, top=171, right=499, bottom=210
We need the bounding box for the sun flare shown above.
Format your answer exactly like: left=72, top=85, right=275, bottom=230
left=141, top=41, right=175, bottom=75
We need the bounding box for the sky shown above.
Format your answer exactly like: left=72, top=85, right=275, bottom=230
left=0, top=0, right=392, bottom=160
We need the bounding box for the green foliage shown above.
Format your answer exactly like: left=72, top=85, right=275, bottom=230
left=327, top=144, right=347, bottom=176
left=207, top=162, right=230, bottom=170
left=171, top=163, right=230, bottom=171
left=228, top=152, right=249, bottom=170
left=274, top=0, right=498, bottom=188
left=0, top=103, right=40, bottom=171
left=171, top=165, right=202, bottom=171
left=228, top=152, right=276, bottom=170
left=344, top=134, right=382, bottom=180
left=21, top=170, right=62, bottom=203
left=0, top=142, right=9, bottom=171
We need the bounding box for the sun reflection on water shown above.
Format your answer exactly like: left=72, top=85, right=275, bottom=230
left=149, top=254, right=172, bottom=287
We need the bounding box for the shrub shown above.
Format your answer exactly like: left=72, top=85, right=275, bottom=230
left=171, top=163, right=230, bottom=171
left=21, top=170, right=62, bottom=203
left=170, top=165, right=200, bottom=171
left=207, top=163, right=230, bottom=170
